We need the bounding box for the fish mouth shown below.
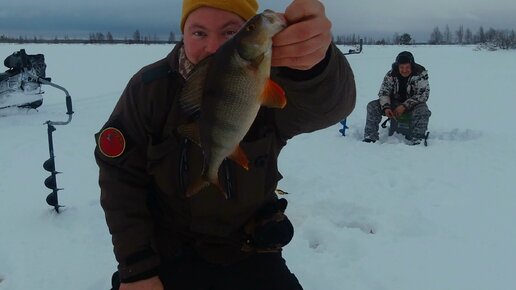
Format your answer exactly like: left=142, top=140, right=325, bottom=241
left=262, top=9, right=287, bottom=28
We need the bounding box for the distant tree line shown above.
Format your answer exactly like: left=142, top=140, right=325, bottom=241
left=429, top=25, right=516, bottom=50
left=0, top=30, right=180, bottom=45
left=334, top=32, right=416, bottom=46
left=2, top=26, right=515, bottom=50
left=335, top=25, right=515, bottom=50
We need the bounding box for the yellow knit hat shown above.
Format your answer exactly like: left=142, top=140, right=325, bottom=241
left=181, top=0, right=259, bottom=32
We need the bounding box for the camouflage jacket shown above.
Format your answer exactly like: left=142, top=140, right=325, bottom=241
left=378, top=63, right=429, bottom=111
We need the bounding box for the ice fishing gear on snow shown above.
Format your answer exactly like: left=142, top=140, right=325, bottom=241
left=2, top=49, right=74, bottom=211
left=6, top=52, right=78, bottom=212
left=342, top=39, right=363, bottom=56
left=382, top=113, right=411, bottom=136
left=338, top=40, right=362, bottom=136
left=339, top=119, right=349, bottom=136
left=42, top=78, right=74, bottom=212
left=0, top=49, right=46, bottom=111
left=381, top=115, right=429, bottom=146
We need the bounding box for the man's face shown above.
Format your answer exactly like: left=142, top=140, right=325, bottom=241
left=183, top=7, right=246, bottom=64
left=398, top=63, right=412, bottom=78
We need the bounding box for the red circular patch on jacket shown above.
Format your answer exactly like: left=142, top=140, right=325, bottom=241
left=98, top=127, right=126, bottom=158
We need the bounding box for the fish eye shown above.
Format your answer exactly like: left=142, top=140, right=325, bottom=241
left=246, top=24, right=256, bottom=31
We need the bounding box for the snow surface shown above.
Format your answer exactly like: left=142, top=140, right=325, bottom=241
left=1, top=43, right=515, bottom=290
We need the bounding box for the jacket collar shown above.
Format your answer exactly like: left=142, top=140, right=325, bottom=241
left=166, top=41, right=196, bottom=80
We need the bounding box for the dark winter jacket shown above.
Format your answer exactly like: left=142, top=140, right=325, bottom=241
left=378, top=63, right=430, bottom=111
left=95, top=42, right=356, bottom=282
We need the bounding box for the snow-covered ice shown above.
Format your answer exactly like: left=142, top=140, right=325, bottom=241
left=1, top=43, right=515, bottom=290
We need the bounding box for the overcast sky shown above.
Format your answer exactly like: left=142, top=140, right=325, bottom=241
left=2, top=0, right=516, bottom=41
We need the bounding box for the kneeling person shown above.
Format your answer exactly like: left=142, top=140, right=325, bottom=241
left=363, top=51, right=431, bottom=144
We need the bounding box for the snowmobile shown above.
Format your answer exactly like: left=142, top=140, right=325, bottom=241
left=0, top=49, right=47, bottom=111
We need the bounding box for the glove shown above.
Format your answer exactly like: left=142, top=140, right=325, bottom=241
left=242, top=198, right=294, bottom=252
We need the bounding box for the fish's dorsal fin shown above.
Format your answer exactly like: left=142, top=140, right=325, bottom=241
left=179, top=56, right=212, bottom=116
left=260, top=79, right=287, bottom=109
left=177, top=122, right=201, bottom=147
left=229, top=145, right=249, bottom=170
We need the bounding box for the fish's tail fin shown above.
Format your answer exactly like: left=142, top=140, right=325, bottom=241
left=186, top=177, right=229, bottom=199
left=185, top=177, right=211, bottom=198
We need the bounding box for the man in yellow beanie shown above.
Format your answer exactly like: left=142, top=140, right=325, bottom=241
left=97, top=1, right=356, bottom=290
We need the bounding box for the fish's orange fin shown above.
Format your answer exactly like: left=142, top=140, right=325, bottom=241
left=213, top=182, right=229, bottom=200
left=186, top=177, right=229, bottom=200
left=177, top=123, right=201, bottom=147
left=186, top=177, right=211, bottom=197
left=229, top=145, right=249, bottom=170
left=260, top=79, right=287, bottom=109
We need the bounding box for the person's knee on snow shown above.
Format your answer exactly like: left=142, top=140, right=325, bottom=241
left=363, top=100, right=383, bottom=142
left=409, top=103, right=431, bottom=140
